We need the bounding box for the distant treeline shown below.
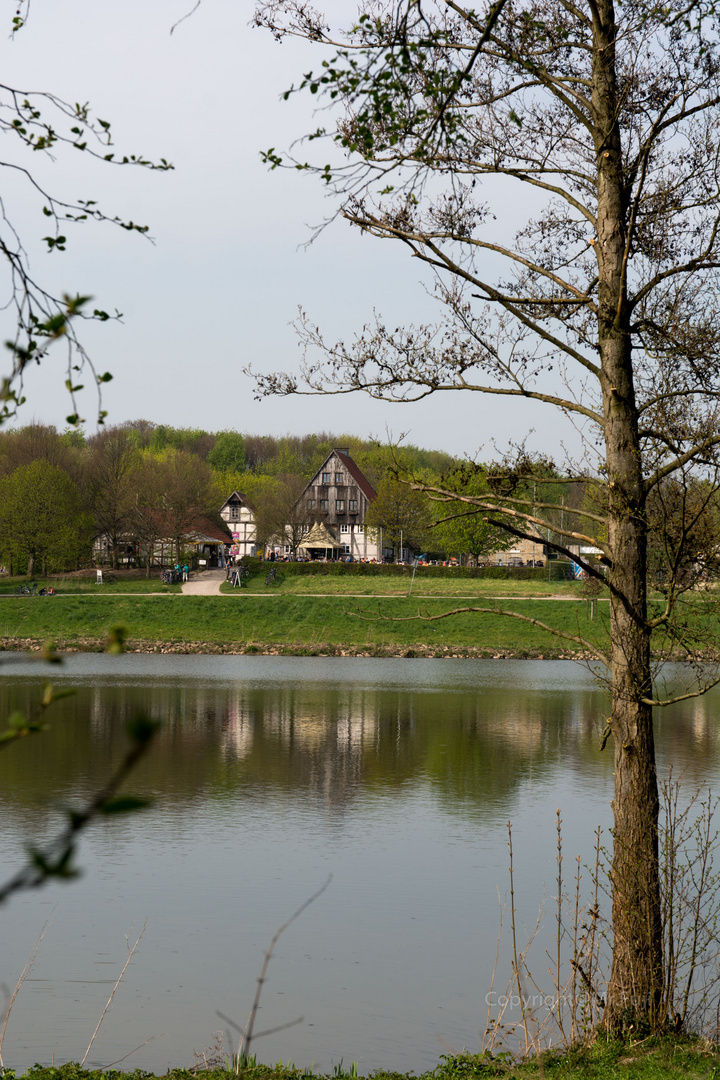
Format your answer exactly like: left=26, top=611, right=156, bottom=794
left=0, top=421, right=466, bottom=575
left=33, top=421, right=457, bottom=482
left=0, top=421, right=600, bottom=575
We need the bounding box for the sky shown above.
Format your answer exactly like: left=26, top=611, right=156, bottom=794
left=0, top=0, right=584, bottom=463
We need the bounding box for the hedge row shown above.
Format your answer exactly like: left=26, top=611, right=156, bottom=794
left=242, top=559, right=577, bottom=581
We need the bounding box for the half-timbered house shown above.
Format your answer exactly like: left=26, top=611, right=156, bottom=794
left=291, top=448, right=381, bottom=560
left=219, top=491, right=258, bottom=559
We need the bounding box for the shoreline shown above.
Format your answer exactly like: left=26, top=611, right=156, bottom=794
left=0, top=636, right=590, bottom=659
left=0, top=636, right=707, bottom=661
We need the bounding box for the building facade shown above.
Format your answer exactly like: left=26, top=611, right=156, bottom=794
left=488, top=534, right=546, bottom=567
left=219, top=491, right=258, bottom=559
left=290, top=448, right=382, bottom=560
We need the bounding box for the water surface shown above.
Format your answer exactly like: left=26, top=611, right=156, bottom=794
left=0, top=656, right=717, bottom=1073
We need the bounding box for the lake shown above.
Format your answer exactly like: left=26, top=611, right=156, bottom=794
left=1, top=655, right=719, bottom=1074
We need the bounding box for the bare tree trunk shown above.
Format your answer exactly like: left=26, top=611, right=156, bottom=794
left=27, top=553, right=34, bottom=578
left=605, top=422, right=661, bottom=1026
left=594, top=0, right=663, bottom=1029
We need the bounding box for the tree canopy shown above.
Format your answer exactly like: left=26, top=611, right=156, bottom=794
left=251, top=0, right=720, bottom=1033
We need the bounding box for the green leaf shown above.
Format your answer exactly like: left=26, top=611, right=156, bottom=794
left=106, top=624, right=127, bottom=653
left=100, top=796, right=154, bottom=815
left=126, top=715, right=160, bottom=745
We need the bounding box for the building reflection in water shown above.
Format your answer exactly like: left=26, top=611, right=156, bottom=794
left=0, top=663, right=718, bottom=822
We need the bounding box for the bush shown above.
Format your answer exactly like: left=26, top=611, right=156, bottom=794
left=256, top=561, right=574, bottom=581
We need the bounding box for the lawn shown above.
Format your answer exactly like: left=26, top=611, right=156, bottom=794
left=0, top=593, right=611, bottom=654
left=1, top=574, right=713, bottom=657
left=0, top=573, right=181, bottom=595
left=236, top=573, right=591, bottom=598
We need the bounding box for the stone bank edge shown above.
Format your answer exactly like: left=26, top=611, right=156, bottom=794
left=1, top=637, right=709, bottom=661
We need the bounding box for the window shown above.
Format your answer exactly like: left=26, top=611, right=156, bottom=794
left=340, top=524, right=350, bottom=533
left=348, top=499, right=358, bottom=513
left=322, top=472, right=331, bottom=484
left=356, top=524, right=364, bottom=533
left=336, top=499, right=345, bottom=512
left=341, top=545, right=351, bottom=555
left=319, top=499, right=328, bottom=511
left=306, top=499, right=315, bottom=510
left=335, top=472, right=343, bottom=485
left=230, top=506, right=239, bottom=520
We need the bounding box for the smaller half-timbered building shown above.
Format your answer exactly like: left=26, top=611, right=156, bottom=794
left=219, top=491, right=258, bottom=559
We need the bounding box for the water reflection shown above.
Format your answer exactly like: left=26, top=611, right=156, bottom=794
left=0, top=664, right=616, bottom=821
left=0, top=656, right=718, bottom=1075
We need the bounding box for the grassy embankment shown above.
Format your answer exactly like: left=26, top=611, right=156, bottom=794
left=0, top=571, right=713, bottom=656
left=6, top=1038, right=720, bottom=1080
left=0, top=574, right=181, bottom=595
left=0, top=577, right=609, bottom=655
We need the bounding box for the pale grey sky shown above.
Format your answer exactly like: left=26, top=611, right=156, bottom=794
left=2, top=0, right=583, bottom=462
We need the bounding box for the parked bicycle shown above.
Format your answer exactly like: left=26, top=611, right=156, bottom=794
left=265, top=567, right=285, bottom=586
left=13, top=581, right=38, bottom=596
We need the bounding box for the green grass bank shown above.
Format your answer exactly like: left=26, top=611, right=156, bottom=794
left=0, top=572, right=715, bottom=658
left=5, top=1038, right=720, bottom=1080
left=0, top=592, right=610, bottom=656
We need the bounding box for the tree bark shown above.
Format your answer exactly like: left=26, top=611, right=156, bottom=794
left=593, top=0, right=663, bottom=1029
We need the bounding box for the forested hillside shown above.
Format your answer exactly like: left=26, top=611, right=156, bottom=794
left=0, top=423, right=464, bottom=572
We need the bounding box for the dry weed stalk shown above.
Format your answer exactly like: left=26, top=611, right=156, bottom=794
left=482, top=815, right=608, bottom=1059
left=0, top=908, right=55, bottom=1072
left=81, top=921, right=148, bottom=1066
left=190, top=1030, right=227, bottom=1072
left=659, top=772, right=720, bottom=1032
left=218, top=875, right=332, bottom=1072
left=484, top=778, right=720, bottom=1057
left=103, top=1034, right=165, bottom=1070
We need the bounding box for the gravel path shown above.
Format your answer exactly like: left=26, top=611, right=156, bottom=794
left=180, top=569, right=226, bottom=596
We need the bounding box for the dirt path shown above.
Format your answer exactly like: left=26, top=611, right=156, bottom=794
left=180, top=569, right=226, bottom=596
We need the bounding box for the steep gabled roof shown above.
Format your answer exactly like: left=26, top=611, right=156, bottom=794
left=334, top=449, right=376, bottom=502
left=309, top=448, right=376, bottom=501
left=220, top=490, right=257, bottom=514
